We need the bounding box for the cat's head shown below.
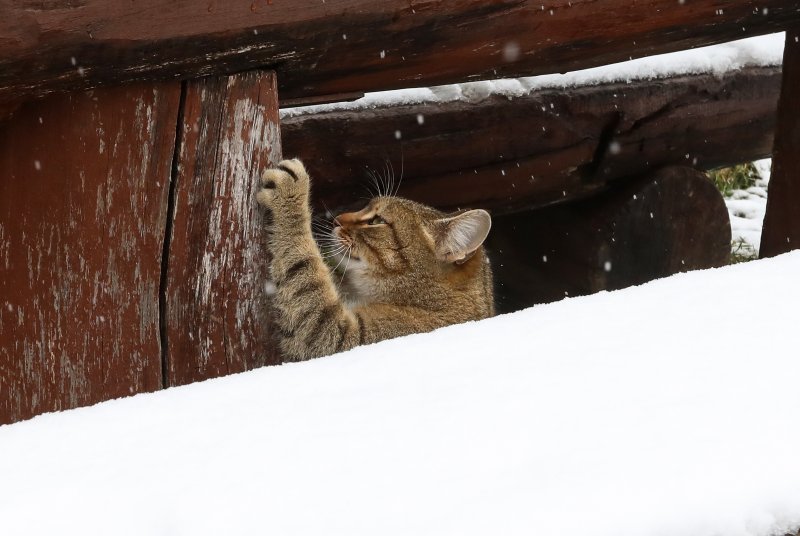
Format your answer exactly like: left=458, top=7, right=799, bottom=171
left=329, top=196, right=491, bottom=302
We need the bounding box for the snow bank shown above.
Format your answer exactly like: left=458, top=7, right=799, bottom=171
left=2, top=252, right=800, bottom=536
left=283, top=33, right=785, bottom=118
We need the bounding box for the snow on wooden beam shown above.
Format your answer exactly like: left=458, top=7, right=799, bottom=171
left=0, top=0, right=798, bottom=107
left=281, top=66, right=781, bottom=215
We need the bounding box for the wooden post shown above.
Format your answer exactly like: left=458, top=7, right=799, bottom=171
left=164, top=71, right=282, bottom=387
left=0, top=83, right=181, bottom=424
left=761, top=28, right=800, bottom=258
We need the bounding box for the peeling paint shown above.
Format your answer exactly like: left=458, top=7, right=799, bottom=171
left=165, top=71, right=281, bottom=385
left=0, top=82, right=180, bottom=424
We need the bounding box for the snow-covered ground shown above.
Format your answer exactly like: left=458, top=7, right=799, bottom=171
left=725, top=159, right=772, bottom=257
left=1, top=251, right=799, bottom=536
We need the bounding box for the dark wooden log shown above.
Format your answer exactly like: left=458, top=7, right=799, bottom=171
left=488, top=167, right=731, bottom=312
left=282, top=66, right=780, bottom=215
left=761, top=28, right=800, bottom=258
left=0, top=82, right=180, bottom=424
left=164, top=71, right=282, bottom=387
left=1, top=0, right=798, bottom=108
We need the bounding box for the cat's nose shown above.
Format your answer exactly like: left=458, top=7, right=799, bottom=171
left=334, top=211, right=360, bottom=227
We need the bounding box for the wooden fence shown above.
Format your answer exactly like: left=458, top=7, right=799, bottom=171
left=1, top=1, right=799, bottom=424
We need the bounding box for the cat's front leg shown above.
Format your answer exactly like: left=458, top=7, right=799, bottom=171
left=257, top=159, right=360, bottom=360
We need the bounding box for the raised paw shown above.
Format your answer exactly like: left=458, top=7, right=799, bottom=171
left=256, top=158, right=310, bottom=209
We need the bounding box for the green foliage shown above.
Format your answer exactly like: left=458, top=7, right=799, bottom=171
left=707, top=163, right=760, bottom=197
left=730, top=238, right=758, bottom=264
left=707, top=163, right=763, bottom=265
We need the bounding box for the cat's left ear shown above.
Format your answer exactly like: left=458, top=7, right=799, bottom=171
left=434, top=209, right=492, bottom=264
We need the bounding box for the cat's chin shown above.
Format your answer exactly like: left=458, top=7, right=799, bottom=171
left=338, top=267, right=374, bottom=307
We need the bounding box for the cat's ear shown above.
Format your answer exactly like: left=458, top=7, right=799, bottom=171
left=434, top=209, right=492, bottom=264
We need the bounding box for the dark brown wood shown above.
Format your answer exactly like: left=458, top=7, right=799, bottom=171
left=1, top=1, right=798, bottom=108
left=282, top=66, right=780, bottom=215
left=0, top=82, right=180, bottom=424
left=488, top=167, right=731, bottom=312
left=164, top=70, right=282, bottom=387
left=761, top=28, right=800, bottom=258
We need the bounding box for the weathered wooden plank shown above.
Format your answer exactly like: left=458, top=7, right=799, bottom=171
left=0, top=82, right=180, bottom=424
left=761, top=29, right=800, bottom=258
left=164, top=70, right=282, bottom=387
left=1, top=0, right=798, bottom=108
left=282, top=66, right=780, bottom=215
left=489, top=167, right=731, bottom=311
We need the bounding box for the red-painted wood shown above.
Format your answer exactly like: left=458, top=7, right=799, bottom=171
left=1, top=1, right=798, bottom=107
left=164, top=71, right=283, bottom=386
left=0, top=82, right=180, bottom=424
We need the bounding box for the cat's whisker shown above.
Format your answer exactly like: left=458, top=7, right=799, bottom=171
left=393, top=150, right=405, bottom=198
left=338, top=247, right=352, bottom=287
left=330, top=244, right=352, bottom=275
left=383, top=159, right=393, bottom=198
left=365, top=167, right=382, bottom=199
left=312, top=225, right=336, bottom=239
left=318, top=238, right=339, bottom=248
left=316, top=237, right=344, bottom=247
left=321, top=248, right=348, bottom=261
left=375, top=164, right=386, bottom=198
left=312, top=223, right=335, bottom=236
left=319, top=201, right=338, bottom=226
left=313, top=235, right=340, bottom=245
left=385, top=158, right=396, bottom=198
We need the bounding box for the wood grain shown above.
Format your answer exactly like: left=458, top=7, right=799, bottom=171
left=1, top=0, right=798, bottom=107
left=761, top=29, right=800, bottom=258
left=0, top=82, right=180, bottom=424
left=282, top=66, right=780, bottom=215
left=164, top=70, right=282, bottom=387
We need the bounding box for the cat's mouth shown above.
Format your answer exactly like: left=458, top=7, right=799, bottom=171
left=333, top=227, right=361, bottom=260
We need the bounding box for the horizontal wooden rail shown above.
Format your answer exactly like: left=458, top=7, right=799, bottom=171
left=282, top=66, right=781, bottom=215
left=0, top=0, right=798, bottom=108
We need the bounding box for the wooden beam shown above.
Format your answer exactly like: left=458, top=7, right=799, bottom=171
left=761, top=28, right=800, bottom=258
left=164, top=71, right=283, bottom=387
left=0, top=1, right=798, bottom=107
left=281, top=66, right=780, bottom=215
left=0, top=82, right=180, bottom=424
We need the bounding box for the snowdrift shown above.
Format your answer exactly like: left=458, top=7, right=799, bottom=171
left=1, top=252, right=799, bottom=536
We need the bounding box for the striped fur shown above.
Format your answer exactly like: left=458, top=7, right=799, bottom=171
left=257, top=159, right=494, bottom=361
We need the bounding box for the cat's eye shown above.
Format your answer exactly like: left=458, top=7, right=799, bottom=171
left=367, top=215, right=387, bottom=226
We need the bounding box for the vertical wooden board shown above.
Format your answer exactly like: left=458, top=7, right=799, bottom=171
left=761, top=28, right=800, bottom=258
left=0, top=83, right=180, bottom=424
left=165, top=71, right=282, bottom=386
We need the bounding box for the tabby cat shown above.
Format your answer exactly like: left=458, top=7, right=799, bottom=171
left=257, top=159, right=494, bottom=361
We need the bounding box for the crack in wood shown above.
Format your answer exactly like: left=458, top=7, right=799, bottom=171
left=159, top=81, right=187, bottom=390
